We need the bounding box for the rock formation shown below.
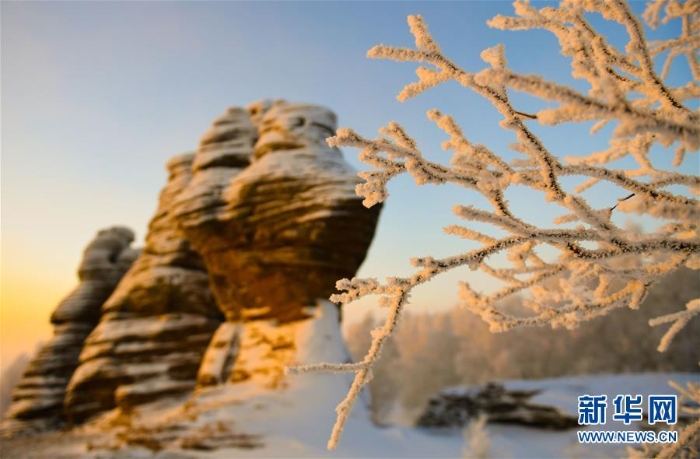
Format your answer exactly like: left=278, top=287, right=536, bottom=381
left=417, top=382, right=579, bottom=430
left=2, top=227, right=138, bottom=436
left=84, top=300, right=358, bottom=454
left=65, top=153, right=222, bottom=424
left=173, top=100, right=381, bottom=387
left=3, top=100, right=382, bottom=444
left=170, top=104, right=257, bottom=387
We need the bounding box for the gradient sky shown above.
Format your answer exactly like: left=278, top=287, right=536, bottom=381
left=1, top=1, right=693, bottom=372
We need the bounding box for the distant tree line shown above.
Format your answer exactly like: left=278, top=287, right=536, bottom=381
left=347, top=268, right=700, bottom=424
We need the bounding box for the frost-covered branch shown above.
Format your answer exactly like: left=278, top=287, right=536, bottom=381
left=650, top=298, right=700, bottom=352
left=629, top=377, right=700, bottom=458
left=289, top=0, right=699, bottom=450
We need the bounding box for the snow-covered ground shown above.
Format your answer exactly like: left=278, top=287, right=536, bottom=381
left=2, top=372, right=696, bottom=458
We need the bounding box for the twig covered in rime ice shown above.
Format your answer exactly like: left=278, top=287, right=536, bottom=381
left=656, top=378, right=700, bottom=459
left=287, top=0, right=699, bottom=450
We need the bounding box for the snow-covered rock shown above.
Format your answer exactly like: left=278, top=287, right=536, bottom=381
left=214, top=101, right=382, bottom=324
left=65, top=154, right=221, bottom=424
left=5, top=369, right=695, bottom=458
left=76, top=301, right=375, bottom=455
left=1, top=227, right=138, bottom=436
left=416, top=382, right=579, bottom=430
left=173, top=101, right=381, bottom=388
left=172, top=107, right=255, bottom=230
left=3, top=101, right=383, bottom=450
left=176, top=101, right=381, bottom=324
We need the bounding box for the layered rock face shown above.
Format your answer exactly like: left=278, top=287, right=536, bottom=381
left=83, top=300, right=362, bottom=453
left=173, top=101, right=381, bottom=387
left=220, top=102, right=381, bottom=323
left=175, top=101, right=381, bottom=324
left=171, top=105, right=255, bottom=231
left=65, top=154, right=222, bottom=424
left=3, top=101, right=382, bottom=440
left=2, top=227, right=137, bottom=435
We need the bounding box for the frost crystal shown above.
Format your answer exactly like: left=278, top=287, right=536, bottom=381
left=291, top=0, right=699, bottom=451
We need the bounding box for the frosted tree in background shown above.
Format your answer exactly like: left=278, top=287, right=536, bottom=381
left=289, top=0, right=699, bottom=451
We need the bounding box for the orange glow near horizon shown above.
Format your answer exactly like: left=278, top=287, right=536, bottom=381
left=1, top=259, right=73, bottom=371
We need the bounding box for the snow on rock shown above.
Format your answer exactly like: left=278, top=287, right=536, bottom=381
left=173, top=101, right=381, bottom=389
left=3, top=364, right=695, bottom=458
left=4, top=101, right=383, bottom=451
left=172, top=108, right=254, bottom=230
left=1, top=227, right=138, bottom=437
left=170, top=103, right=260, bottom=388
left=65, top=154, right=221, bottom=424
left=416, top=381, right=579, bottom=430
left=73, top=301, right=378, bottom=456
left=180, top=100, right=381, bottom=325
left=46, top=371, right=699, bottom=458
left=196, top=322, right=241, bottom=387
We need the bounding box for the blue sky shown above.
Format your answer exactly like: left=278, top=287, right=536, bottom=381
left=1, top=1, right=693, bottom=370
